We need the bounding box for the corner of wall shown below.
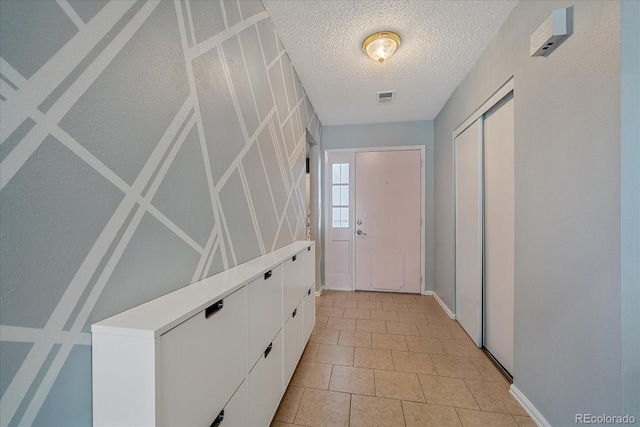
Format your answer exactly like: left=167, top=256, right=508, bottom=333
left=620, top=0, right=640, bottom=418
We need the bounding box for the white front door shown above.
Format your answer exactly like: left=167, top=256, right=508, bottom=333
left=354, top=150, right=421, bottom=293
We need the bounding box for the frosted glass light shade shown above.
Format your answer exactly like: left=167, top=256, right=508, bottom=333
left=362, top=31, right=401, bottom=63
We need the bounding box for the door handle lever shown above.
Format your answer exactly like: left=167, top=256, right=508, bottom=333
left=357, top=230, right=367, bottom=235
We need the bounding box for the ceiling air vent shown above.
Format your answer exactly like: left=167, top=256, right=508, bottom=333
left=377, top=91, right=395, bottom=104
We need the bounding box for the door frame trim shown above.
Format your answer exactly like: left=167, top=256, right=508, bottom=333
left=324, top=146, right=426, bottom=294
left=454, top=77, right=514, bottom=137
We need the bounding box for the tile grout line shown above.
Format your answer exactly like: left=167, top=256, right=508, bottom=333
left=290, top=386, right=305, bottom=425
left=286, top=294, right=533, bottom=426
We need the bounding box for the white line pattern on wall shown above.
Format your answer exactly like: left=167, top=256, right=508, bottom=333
left=0, top=0, right=320, bottom=424
left=0, top=1, right=146, bottom=191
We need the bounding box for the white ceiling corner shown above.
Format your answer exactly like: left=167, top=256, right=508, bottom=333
left=261, top=0, right=517, bottom=126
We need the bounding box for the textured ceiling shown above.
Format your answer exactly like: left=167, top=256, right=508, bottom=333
left=262, top=0, right=518, bottom=126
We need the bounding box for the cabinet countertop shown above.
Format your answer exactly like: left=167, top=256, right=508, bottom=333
left=91, top=241, right=314, bottom=339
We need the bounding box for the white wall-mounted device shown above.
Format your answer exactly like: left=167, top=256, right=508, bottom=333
left=530, top=7, right=573, bottom=57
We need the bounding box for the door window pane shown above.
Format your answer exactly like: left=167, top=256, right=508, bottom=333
left=332, top=207, right=341, bottom=228
left=332, top=185, right=349, bottom=207
left=340, top=164, right=349, bottom=184
left=332, top=186, right=341, bottom=206
left=332, top=207, right=349, bottom=228
left=331, top=163, right=350, bottom=228
left=332, top=163, right=349, bottom=184
left=332, top=164, right=341, bottom=184
left=340, top=207, right=349, bottom=228
left=340, top=186, right=349, bottom=205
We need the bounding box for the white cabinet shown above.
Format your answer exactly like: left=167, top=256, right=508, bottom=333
left=283, top=246, right=315, bottom=316
left=302, top=286, right=315, bottom=343
left=248, top=265, right=283, bottom=367
left=248, top=330, right=283, bottom=427
left=302, top=246, right=315, bottom=290
left=202, top=380, right=247, bottom=427
left=283, top=255, right=303, bottom=317
left=219, top=381, right=247, bottom=427
left=160, top=287, right=246, bottom=426
left=282, top=246, right=315, bottom=388
left=92, top=241, right=314, bottom=427
left=92, top=333, right=158, bottom=426
left=283, top=301, right=304, bottom=386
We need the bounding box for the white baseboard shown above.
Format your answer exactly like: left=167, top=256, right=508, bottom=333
left=432, top=292, right=456, bottom=319
left=315, top=286, right=324, bottom=297
left=421, top=290, right=434, bottom=296
left=510, top=384, right=551, bottom=427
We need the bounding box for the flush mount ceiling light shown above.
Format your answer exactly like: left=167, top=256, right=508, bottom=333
left=362, top=31, right=401, bottom=63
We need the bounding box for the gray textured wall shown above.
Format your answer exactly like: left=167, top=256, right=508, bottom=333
left=433, top=1, right=626, bottom=425
left=321, top=121, right=435, bottom=293
left=0, top=1, right=320, bottom=425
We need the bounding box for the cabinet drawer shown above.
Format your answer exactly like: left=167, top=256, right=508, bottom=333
left=303, top=287, right=315, bottom=343
left=302, top=245, right=315, bottom=290
left=160, top=287, right=246, bottom=427
left=248, top=265, right=283, bottom=366
left=248, top=330, right=283, bottom=427
left=283, top=302, right=304, bottom=386
left=212, top=380, right=247, bottom=427
left=283, top=249, right=309, bottom=316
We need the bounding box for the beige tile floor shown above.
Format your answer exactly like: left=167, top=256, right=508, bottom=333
left=272, top=290, right=535, bottom=427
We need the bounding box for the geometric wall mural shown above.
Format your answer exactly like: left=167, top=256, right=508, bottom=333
left=0, top=1, right=321, bottom=425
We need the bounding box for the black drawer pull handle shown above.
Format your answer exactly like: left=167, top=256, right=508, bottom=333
left=205, top=299, right=224, bottom=318
left=210, top=409, right=224, bottom=427
left=292, top=308, right=297, bottom=318
left=308, top=289, right=311, bottom=296
left=292, top=255, right=297, bottom=262
left=264, top=270, right=272, bottom=280
left=264, top=343, right=273, bottom=358
left=308, top=246, right=311, bottom=251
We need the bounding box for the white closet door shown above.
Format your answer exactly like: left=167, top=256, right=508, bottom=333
left=455, top=120, right=483, bottom=346
left=484, top=93, right=515, bottom=373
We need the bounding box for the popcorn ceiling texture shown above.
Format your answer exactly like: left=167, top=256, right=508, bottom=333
left=262, top=0, right=517, bottom=125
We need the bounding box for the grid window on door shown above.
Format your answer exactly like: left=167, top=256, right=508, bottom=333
left=332, top=163, right=349, bottom=228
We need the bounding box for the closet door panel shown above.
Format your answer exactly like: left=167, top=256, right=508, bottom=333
left=454, top=120, right=483, bottom=347
left=484, top=93, right=515, bottom=374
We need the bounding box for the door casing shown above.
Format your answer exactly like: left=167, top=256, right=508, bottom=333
left=324, top=146, right=426, bottom=294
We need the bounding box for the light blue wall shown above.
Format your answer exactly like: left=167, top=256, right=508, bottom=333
left=0, top=1, right=320, bottom=425
left=434, top=1, right=628, bottom=425
left=322, top=121, right=433, bottom=151
left=621, top=0, right=640, bottom=419
left=321, top=121, right=435, bottom=292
